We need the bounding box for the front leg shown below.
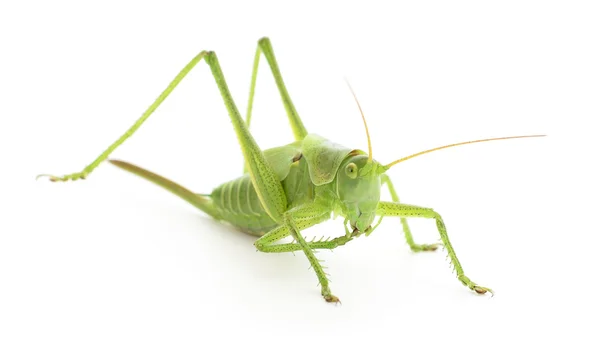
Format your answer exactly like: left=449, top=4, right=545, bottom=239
left=254, top=203, right=352, bottom=303
left=377, top=201, right=493, bottom=295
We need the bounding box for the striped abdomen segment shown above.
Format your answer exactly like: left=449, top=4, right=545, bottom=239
left=211, top=174, right=278, bottom=235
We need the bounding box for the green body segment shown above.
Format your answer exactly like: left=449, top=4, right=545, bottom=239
left=211, top=143, right=315, bottom=236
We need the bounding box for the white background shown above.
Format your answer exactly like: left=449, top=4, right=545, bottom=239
left=1, top=1, right=599, bottom=346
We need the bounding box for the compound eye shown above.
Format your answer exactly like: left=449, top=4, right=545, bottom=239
left=345, top=162, right=358, bottom=179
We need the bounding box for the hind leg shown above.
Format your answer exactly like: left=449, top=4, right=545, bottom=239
left=244, top=37, right=307, bottom=139
left=38, top=44, right=288, bottom=226
left=38, top=51, right=209, bottom=182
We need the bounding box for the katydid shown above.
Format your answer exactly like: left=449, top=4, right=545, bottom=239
left=38, top=37, right=544, bottom=303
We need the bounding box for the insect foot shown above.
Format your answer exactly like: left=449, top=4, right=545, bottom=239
left=323, top=293, right=341, bottom=304
left=458, top=274, right=494, bottom=296
left=36, top=171, right=88, bottom=182
left=410, top=243, right=441, bottom=252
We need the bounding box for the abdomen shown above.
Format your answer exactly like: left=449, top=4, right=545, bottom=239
left=210, top=158, right=314, bottom=236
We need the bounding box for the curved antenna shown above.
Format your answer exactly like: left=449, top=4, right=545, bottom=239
left=345, top=79, right=373, bottom=163
left=384, top=134, right=546, bottom=170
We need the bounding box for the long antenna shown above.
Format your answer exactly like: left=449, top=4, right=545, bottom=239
left=345, top=79, right=373, bottom=163
left=384, top=134, right=546, bottom=169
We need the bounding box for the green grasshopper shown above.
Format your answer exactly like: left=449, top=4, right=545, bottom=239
left=39, top=37, right=543, bottom=303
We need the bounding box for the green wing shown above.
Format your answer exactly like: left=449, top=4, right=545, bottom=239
left=261, top=141, right=303, bottom=181
left=301, top=134, right=356, bottom=186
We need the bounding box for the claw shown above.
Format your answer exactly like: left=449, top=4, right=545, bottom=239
left=459, top=274, right=493, bottom=296
left=323, top=294, right=341, bottom=304
left=36, top=174, right=58, bottom=181
left=36, top=172, right=88, bottom=182
left=473, top=286, right=494, bottom=296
